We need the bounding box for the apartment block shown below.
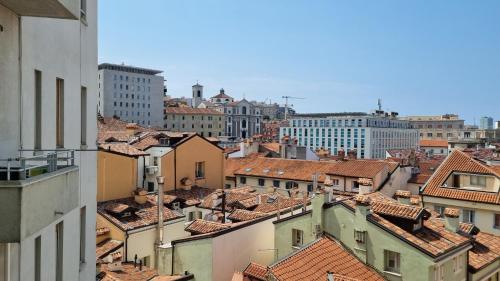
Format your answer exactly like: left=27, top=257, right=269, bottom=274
left=280, top=112, right=419, bottom=159
left=98, top=63, right=165, bottom=127
left=0, top=0, right=97, bottom=280
left=164, top=107, right=225, bottom=138
left=400, top=114, right=465, bottom=140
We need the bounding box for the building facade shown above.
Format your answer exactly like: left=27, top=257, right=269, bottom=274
left=0, top=0, right=97, bottom=280
left=164, top=107, right=225, bottom=137
left=480, top=116, right=494, bottom=130
left=98, top=63, right=165, bottom=127
left=399, top=114, right=465, bottom=140
left=280, top=112, right=419, bottom=159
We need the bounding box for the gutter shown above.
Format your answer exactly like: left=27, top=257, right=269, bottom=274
left=124, top=231, right=129, bottom=262
left=174, top=147, right=177, bottom=191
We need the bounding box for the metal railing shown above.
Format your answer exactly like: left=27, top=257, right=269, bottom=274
left=0, top=150, right=75, bottom=181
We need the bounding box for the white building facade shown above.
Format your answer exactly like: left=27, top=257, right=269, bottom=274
left=280, top=112, right=419, bottom=159
left=0, top=0, right=97, bottom=280
left=98, top=63, right=165, bottom=127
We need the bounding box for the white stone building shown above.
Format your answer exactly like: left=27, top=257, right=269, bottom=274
left=280, top=112, right=419, bottom=159
left=0, top=0, right=97, bottom=280
left=98, top=63, right=165, bottom=127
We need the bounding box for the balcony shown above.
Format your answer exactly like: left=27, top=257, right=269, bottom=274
left=0, top=0, right=79, bottom=19
left=0, top=150, right=79, bottom=243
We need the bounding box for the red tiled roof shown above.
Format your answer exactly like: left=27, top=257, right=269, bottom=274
left=227, top=209, right=267, bottom=222
left=165, top=186, right=215, bottom=206
left=260, top=143, right=280, bottom=154
left=99, top=143, right=149, bottom=157
left=233, top=158, right=389, bottom=183
left=408, top=159, right=443, bottom=184
left=421, top=150, right=500, bottom=205
left=98, top=197, right=184, bottom=231
left=96, top=239, right=123, bottom=260
left=269, top=236, right=384, bottom=281
left=184, top=219, right=231, bottom=235
left=243, top=262, right=267, bottom=280
left=100, top=262, right=158, bottom=281
left=371, top=201, right=426, bottom=221
left=469, top=232, right=500, bottom=271
left=420, top=139, right=448, bottom=148
left=165, top=107, right=223, bottom=115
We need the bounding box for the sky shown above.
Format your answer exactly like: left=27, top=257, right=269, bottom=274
left=99, top=0, right=500, bottom=124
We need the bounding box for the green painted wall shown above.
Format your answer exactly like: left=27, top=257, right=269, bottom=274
left=274, top=212, right=314, bottom=259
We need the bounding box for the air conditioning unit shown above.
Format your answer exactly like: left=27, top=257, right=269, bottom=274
left=146, top=166, right=158, bottom=175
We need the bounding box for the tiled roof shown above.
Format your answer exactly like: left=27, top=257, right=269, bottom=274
left=420, top=139, right=448, bottom=148
left=421, top=150, right=500, bottom=205
left=269, top=236, right=384, bottom=281
left=212, top=92, right=233, bottom=99
left=233, top=158, right=390, bottom=183
left=371, top=201, right=426, bottom=221
left=100, top=262, right=158, bottom=281
left=130, top=132, right=194, bottom=150
left=184, top=219, right=231, bottom=235
left=98, top=117, right=153, bottom=144
left=469, top=232, right=500, bottom=271
left=252, top=193, right=305, bottom=213
left=260, top=143, right=280, bottom=154
left=97, top=227, right=110, bottom=236
left=408, top=159, right=443, bottom=184
left=225, top=154, right=263, bottom=178
left=199, top=188, right=257, bottom=210
left=165, top=186, right=215, bottom=206
left=243, top=262, right=267, bottom=280
left=165, top=107, right=223, bottom=115
left=97, top=197, right=184, bottom=231
left=96, top=239, right=123, bottom=260
left=227, top=209, right=267, bottom=222
left=99, top=143, right=149, bottom=157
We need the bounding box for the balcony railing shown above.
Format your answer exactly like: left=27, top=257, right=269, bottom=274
left=0, top=150, right=75, bottom=181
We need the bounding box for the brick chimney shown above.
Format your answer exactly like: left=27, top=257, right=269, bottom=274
left=444, top=208, right=460, bottom=232
left=347, top=149, right=357, bottom=160
left=394, top=190, right=411, bottom=205
left=126, top=123, right=138, bottom=137
left=338, top=149, right=346, bottom=160
left=354, top=195, right=372, bottom=217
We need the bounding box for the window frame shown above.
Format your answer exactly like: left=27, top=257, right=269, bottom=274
left=384, top=250, right=401, bottom=274
left=292, top=229, right=303, bottom=248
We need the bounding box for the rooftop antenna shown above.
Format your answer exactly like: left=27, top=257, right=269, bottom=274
left=378, top=99, right=382, bottom=111
left=282, top=96, right=305, bottom=120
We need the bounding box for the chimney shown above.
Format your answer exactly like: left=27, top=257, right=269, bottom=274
left=312, top=191, right=326, bottom=236
left=338, top=149, right=346, bottom=160
left=354, top=195, right=371, bottom=217
left=126, top=123, right=138, bottom=137
left=358, top=178, right=373, bottom=195
left=155, top=176, right=165, bottom=269
left=347, top=149, right=357, bottom=160
left=256, top=194, right=262, bottom=205
left=327, top=272, right=334, bottom=281
left=134, top=188, right=148, bottom=204
left=394, top=190, right=411, bottom=205
left=444, top=208, right=460, bottom=232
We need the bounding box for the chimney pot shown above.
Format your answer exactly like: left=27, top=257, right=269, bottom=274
left=444, top=208, right=461, bottom=232
left=394, top=190, right=411, bottom=205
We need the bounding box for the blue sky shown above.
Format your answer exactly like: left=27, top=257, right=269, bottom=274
left=99, top=0, right=500, bottom=124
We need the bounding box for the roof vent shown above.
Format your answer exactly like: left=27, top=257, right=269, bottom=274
left=277, top=170, right=284, bottom=175
left=245, top=168, right=252, bottom=172
left=263, top=168, right=270, bottom=173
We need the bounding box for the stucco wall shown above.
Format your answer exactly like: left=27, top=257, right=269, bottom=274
left=97, top=151, right=138, bottom=202
left=274, top=212, right=314, bottom=259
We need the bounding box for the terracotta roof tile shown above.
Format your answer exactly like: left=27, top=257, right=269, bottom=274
left=243, top=262, right=267, bottom=280
left=99, top=143, right=149, bottom=157
left=98, top=197, right=184, bottom=231
left=96, top=239, right=123, bottom=260
left=371, top=201, right=425, bottom=221
left=269, top=236, right=384, bottom=281
left=422, top=150, right=500, bottom=205
left=184, top=219, right=231, bottom=235
left=420, top=139, right=448, bottom=148
left=164, top=186, right=214, bottom=206
left=469, top=232, right=500, bottom=271
left=100, top=262, right=158, bottom=281
left=227, top=209, right=267, bottom=222
left=260, top=143, right=280, bottom=154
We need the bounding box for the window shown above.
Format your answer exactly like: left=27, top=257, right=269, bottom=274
left=384, top=250, right=400, bottom=274
left=188, top=211, right=203, bottom=222
left=56, top=221, right=64, bottom=281
left=56, top=78, right=65, bottom=148
left=35, top=236, right=41, bottom=281
left=240, top=177, right=246, bottom=184
left=307, top=184, right=314, bottom=193
left=273, top=180, right=280, bottom=188
left=147, top=182, right=155, bottom=192
left=292, top=229, right=303, bottom=247
left=285, top=181, right=296, bottom=189
left=495, top=214, right=500, bottom=229
left=434, top=205, right=446, bottom=217
left=81, top=87, right=87, bottom=146
left=462, top=209, right=475, bottom=223
left=258, top=178, right=265, bottom=187
left=195, top=162, right=205, bottom=179
left=354, top=230, right=366, bottom=243
left=470, top=175, right=486, bottom=187
left=352, top=181, right=360, bottom=190
left=34, top=70, right=42, bottom=149
left=80, top=206, right=86, bottom=264
left=332, top=179, right=340, bottom=186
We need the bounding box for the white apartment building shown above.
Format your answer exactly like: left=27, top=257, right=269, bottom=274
left=98, top=63, right=165, bottom=127
left=280, top=112, right=419, bottom=159
left=0, top=0, right=97, bottom=280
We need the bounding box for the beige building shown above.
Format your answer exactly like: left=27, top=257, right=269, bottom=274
left=164, top=107, right=225, bottom=138
left=400, top=114, right=465, bottom=140
left=421, top=150, right=500, bottom=235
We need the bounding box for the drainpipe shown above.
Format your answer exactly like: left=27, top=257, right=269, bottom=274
left=124, top=232, right=129, bottom=262
left=142, top=156, right=146, bottom=188
left=18, top=16, right=23, bottom=153
left=174, top=148, right=177, bottom=191
left=221, top=191, right=226, bottom=223
left=171, top=244, right=175, bottom=275
left=155, top=176, right=165, bottom=269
